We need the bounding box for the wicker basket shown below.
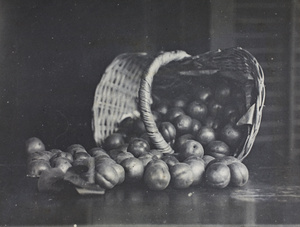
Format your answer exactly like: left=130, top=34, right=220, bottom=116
left=92, top=47, right=265, bottom=161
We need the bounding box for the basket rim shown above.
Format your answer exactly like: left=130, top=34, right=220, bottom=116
left=92, top=47, right=266, bottom=161
left=138, top=47, right=265, bottom=160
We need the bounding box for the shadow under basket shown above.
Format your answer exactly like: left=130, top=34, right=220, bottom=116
left=92, top=47, right=266, bottom=161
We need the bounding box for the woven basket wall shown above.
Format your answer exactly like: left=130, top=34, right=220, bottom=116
left=92, top=47, right=265, bottom=161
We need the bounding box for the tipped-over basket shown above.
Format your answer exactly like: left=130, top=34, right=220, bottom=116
left=92, top=47, right=265, bottom=161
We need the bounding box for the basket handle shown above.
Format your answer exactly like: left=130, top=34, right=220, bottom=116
left=139, top=50, right=191, bottom=154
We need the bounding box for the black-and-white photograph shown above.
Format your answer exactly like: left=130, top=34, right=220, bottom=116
left=0, top=0, right=299, bottom=226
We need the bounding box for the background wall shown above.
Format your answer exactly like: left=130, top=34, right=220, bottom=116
left=209, top=0, right=298, bottom=164
left=1, top=0, right=297, bottom=166
left=0, top=0, right=210, bottom=163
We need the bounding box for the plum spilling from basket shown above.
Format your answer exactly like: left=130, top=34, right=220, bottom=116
left=148, top=76, right=250, bottom=157
left=25, top=75, right=251, bottom=193
left=115, top=76, right=250, bottom=189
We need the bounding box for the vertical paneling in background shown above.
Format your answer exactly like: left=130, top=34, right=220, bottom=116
left=234, top=0, right=291, bottom=155
left=210, top=0, right=292, bottom=156
left=290, top=0, right=300, bottom=159
left=210, top=0, right=235, bottom=50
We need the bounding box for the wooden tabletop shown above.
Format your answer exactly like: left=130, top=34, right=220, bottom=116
left=1, top=149, right=300, bottom=227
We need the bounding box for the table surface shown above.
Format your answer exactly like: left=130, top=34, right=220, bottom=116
left=1, top=150, right=300, bottom=227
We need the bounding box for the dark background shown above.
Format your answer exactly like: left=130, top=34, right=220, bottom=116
left=0, top=0, right=210, bottom=164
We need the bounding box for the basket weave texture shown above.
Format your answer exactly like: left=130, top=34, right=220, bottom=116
left=92, top=47, right=265, bottom=161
